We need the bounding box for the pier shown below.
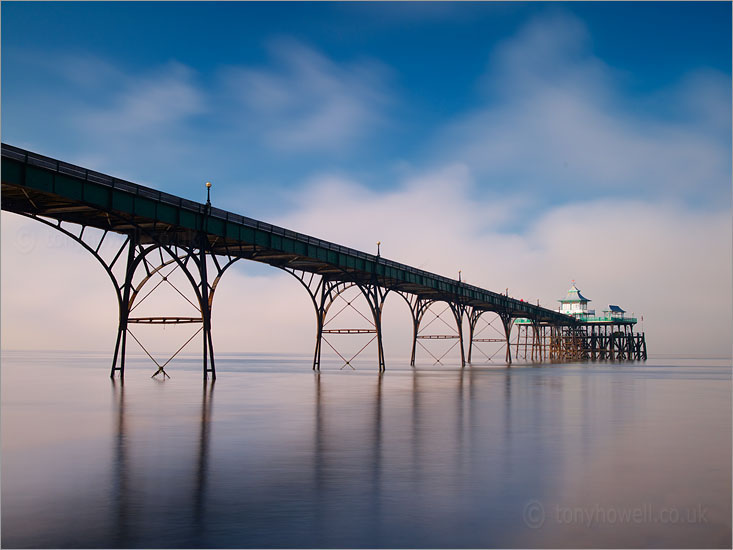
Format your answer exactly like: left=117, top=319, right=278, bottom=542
left=1, top=144, right=647, bottom=378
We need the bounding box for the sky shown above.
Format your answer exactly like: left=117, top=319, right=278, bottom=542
left=1, top=2, right=731, bottom=361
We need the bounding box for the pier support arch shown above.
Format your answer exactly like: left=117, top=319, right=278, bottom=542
left=283, top=267, right=389, bottom=371
left=466, top=309, right=515, bottom=365
left=111, top=234, right=240, bottom=381
left=14, top=211, right=237, bottom=380
left=398, top=294, right=466, bottom=367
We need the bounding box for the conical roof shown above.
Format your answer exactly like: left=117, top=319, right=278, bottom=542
left=558, top=282, right=591, bottom=303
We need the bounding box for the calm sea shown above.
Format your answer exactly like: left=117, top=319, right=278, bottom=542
left=1, top=351, right=730, bottom=548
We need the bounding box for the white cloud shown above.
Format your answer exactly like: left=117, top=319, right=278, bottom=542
left=42, top=60, right=212, bottom=187
left=221, top=38, right=392, bottom=152
left=80, top=62, right=204, bottom=134
left=432, top=12, right=731, bottom=204
left=276, top=165, right=522, bottom=274
left=651, top=68, right=732, bottom=137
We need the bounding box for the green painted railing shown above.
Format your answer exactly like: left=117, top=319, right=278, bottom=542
left=515, top=315, right=637, bottom=324
left=578, top=315, right=637, bottom=324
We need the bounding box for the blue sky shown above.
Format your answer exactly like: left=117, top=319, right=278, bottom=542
left=2, top=2, right=731, bottom=357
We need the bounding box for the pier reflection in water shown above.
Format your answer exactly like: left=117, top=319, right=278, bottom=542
left=1, top=352, right=730, bottom=548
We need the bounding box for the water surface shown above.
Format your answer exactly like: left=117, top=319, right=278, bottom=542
left=2, top=352, right=730, bottom=548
